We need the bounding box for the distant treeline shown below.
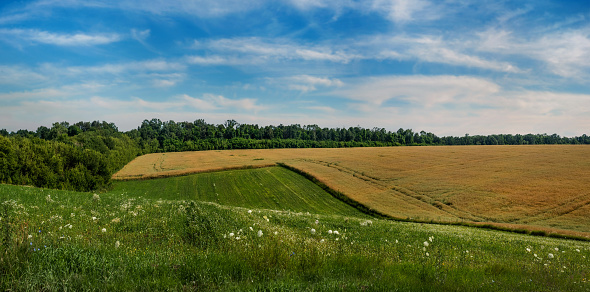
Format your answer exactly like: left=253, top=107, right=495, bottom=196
left=1, top=118, right=589, bottom=191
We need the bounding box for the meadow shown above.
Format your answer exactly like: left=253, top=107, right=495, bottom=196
left=1, top=174, right=590, bottom=291
left=113, top=145, right=590, bottom=237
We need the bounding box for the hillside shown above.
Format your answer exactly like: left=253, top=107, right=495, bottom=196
left=113, top=145, right=590, bottom=237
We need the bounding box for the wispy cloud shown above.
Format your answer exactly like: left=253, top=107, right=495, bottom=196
left=268, top=75, right=344, bottom=92
left=193, top=37, right=361, bottom=64
left=477, top=27, right=590, bottom=78
left=0, top=28, right=121, bottom=46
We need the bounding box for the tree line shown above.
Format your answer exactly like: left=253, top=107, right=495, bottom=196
left=1, top=119, right=589, bottom=191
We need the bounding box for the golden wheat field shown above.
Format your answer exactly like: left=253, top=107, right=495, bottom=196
left=113, top=145, right=590, bottom=236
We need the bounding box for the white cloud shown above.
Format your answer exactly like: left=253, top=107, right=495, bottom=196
left=369, top=34, right=522, bottom=73
left=271, top=75, right=343, bottom=92
left=194, top=37, right=360, bottom=64
left=0, top=29, right=121, bottom=46
left=372, top=0, right=431, bottom=23
left=477, top=27, right=590, bottom=78
left=330, top=75, right=590, bottom=136
left=335, top=75, right=500, bottom=106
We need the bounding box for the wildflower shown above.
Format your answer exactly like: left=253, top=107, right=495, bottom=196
left=263, top=216, right=269, bottom=222
left=274, top=231, right=278, bottom=235
left=92, top=217, right=97, bottom=221
left=115, top=241, right=120, bottom=249
left=102, top=228, right=106, bottom=233
left=424, top=241, right=429, bottom=247
left=315, top=220, right=319, bottom=224
left=249, top=227, right=254, bottom=231
left=93, top=193, right=100, bottom=201
left=426, top=252, right=429, bottom=257
left=333, top=230, right=339, bottom=235
left=548, top=253, right=554, bottom=259
left=311, top=228, right=316, bottom=234
left=328, top=230, right=333, bottom=234
left=526, top=248, right=531, bottom=252
left=429, top=236, right=433, bottom=242
left=395, top=240, right=399, bottom=243
left=28, top=234, right=32, bottom=239
left=320, top=239, right=325, bottom=243
left=576, top=249, right=580, bottom=252
left=554, top=247, right=559, bottom=252
left=257, top=230, right=263, bottom=237
left=248, top=210, right=252, bottom=214
left=229, top=232, right=235, bottom=237
left=534, top=254, right=538, bottom=258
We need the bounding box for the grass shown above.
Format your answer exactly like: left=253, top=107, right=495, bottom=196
left=112, top=146, right=590, bottom=237
left=111, top=166, right=367, bottom=217
left=2, top=168, right=590, bottom=290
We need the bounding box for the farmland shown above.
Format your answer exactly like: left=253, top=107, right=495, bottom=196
left=113, top=145, right=590, bottom=237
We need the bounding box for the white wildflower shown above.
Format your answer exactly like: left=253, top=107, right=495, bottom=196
left=101, top=228, right=106, bottom=233
left=395, top=240, right=399, bottom=243
left=115, top=241, right=120, bottom=249
left=229, top=232, right=234, bottom=237
left=424, top=241, right=429, bottom=247
left=426, top=252, right=429, bottom=257
left=333, top=230, right=339, bottom=235
left=92, top=217, right=97, bottom=221
left=429, top=236, right=433, bottom=242
left=548, top=253, right=554, bottom=259
left=28, top=234, right=32, bottom=239
left=249, top=227, right=254, bottom=231
left=274, top=231, right=278, bottom=235
left=576, top=249, right=580, bottom=252
left=328, top=230, right=333, bottom=234
left=526, top=248, right=531, bottom=252
left=320, top=239, right=325, bottom=243
left=555, top=247, right=559, bottom=252
left=315, top=220, right=319, bottom=224
left=311, top=228, right=316, bottom=234
left=257, top=230, right=263, bottom=237
left=248, top=210, right=252, bottom=214
left=93, top=193, right=100, bottom=201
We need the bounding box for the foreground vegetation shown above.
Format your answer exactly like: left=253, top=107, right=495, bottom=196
left=2, top=170, right=590, bottom=291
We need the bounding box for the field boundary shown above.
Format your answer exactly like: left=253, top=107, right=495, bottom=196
left=112, top=163, right=277, bottom=181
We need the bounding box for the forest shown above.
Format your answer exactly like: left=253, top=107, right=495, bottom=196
left=1, top=118, right=589, bottom=192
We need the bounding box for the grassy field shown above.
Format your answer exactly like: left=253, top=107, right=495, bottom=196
left=112, top=166, right=367, bottom=217
left=113, top=145, right=590, bottom=237
left=1, top=181, right=590, bottom=291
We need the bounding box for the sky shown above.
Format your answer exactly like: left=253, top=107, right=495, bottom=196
left=1, top=0, right=589, bottom=136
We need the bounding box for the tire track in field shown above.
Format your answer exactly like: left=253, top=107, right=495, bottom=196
left=298, top=158, right=485, bottom=221
left=511, top=192, right=590, bottom=225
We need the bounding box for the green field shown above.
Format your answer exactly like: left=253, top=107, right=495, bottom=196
left=112, top=166, right=367, bottom=217
left=1, top=167, right=590, bottom=291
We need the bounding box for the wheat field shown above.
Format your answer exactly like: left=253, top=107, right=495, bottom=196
left=113, top=145, right=590, bottom=236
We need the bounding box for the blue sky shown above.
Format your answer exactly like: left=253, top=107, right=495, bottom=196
left=1, top=0, right=589, bottom=136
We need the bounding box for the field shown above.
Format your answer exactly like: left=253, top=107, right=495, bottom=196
left=113, top=145, right=590, bottom=237
left=2, top=178, right=590, bottom=291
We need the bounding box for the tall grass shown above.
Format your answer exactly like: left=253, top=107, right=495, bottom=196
left=1, top=182, right=589, bottom=291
